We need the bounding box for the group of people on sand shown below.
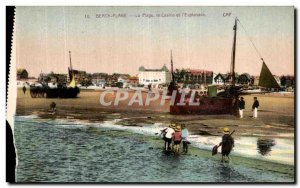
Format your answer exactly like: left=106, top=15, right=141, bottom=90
left=238, top=96, right=259, bottom=119
left=160, top=123, right=189, bottom=154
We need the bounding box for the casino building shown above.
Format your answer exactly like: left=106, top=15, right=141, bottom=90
left=138, top=65, right=172, bottom=88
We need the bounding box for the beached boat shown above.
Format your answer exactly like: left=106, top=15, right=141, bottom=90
left=30, top=51, right=80, bottom=98
left=169, top=17, right=280, bottom=115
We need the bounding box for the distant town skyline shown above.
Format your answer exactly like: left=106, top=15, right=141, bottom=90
left=15, top=6, right=294, bottom=78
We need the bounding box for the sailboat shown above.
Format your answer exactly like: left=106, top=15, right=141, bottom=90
left=30, top=51, right=80, bottom=98
left=169, top=17, right=279, bottom=115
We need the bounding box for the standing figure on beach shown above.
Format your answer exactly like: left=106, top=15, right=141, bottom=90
left=22, top=86, right=26, bottom=94
left=218, top=127, right=234, bottom=162
left=172, top=125, right=182, bottom=154
left=50, top=102, right=57, bottom=114
left=161, top=124, right=175, bottom=151
left=238, top=97, right=245, bottom=118
left=148, top=83, right=152, bottom=91
left=181, top=124, right=189, bottom=154
left=252, top=97, right=259, bottom=118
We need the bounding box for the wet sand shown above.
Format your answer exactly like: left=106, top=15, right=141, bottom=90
left=16, top=89, right=294, bottom=138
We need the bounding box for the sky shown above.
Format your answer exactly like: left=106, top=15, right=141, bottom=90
left=15, top=6, right=294, bottom=77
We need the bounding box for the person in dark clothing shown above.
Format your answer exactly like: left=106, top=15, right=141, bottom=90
left=50, top=102, right=57, bottom=114
left=238, top=97, right=245, bottom=118
left=252, top=97, right=259, bottom=118
left=219, top=127, right=234, bottom=162
left=148, top=84, right=152, bottom=91
left=22, top=86, right=26, bottom=94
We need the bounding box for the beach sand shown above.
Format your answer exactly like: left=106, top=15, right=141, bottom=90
left=16, top=89, right=294, bottom=138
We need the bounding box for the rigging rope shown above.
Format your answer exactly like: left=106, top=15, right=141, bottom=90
left=237, top=18, right=264, bottom=62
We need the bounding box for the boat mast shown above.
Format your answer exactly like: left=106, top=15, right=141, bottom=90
left=231, top=17, right=238, bottom=86
left=69, top=51, right=73, bottom=71
left=170, top=50, right=175, bottom=83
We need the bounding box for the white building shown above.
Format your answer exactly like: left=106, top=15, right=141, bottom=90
left=138, top=65, right=172, bottom=88
left=213, top=73, right=227, bottom=85
left=92, top=78, right=106, bottom=87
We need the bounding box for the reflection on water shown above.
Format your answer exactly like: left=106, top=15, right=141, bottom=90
left=214, top=163, right=253, bottom=182
left=14, top=116, right=293, bottom=182
left=257, top=138, right=276, bottom=156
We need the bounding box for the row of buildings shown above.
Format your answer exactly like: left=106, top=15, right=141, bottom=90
left=138, top=65, right=295, bottom=89
left=17, top=66, right=295, bottom=89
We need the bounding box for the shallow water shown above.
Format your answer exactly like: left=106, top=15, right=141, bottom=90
left=14, top=116, right=294, bottom=182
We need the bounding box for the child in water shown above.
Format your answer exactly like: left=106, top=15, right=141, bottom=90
left=219, top=127, right=234, bottom=162
left=172, top=125, right=182, bottom=154
left=181, top=124, right=189, bottom=154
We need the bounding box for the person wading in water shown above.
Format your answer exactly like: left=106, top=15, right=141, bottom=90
left=172, top=125, right=182, bottom=155
left=161, top=124, right=175, bottom=152
left=218, top=127, right=235, bottom=162
left=181, top=124, right=189, bottom=154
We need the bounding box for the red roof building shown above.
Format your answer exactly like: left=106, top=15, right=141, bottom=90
left=184, top=68, right=214, bottom=85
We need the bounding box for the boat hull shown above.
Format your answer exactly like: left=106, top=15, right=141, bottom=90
left=170, top=96, right=238, bottom=115
left=46, top=87, right=80, bottom=98
left=30, top=86, right=80, bottom=98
